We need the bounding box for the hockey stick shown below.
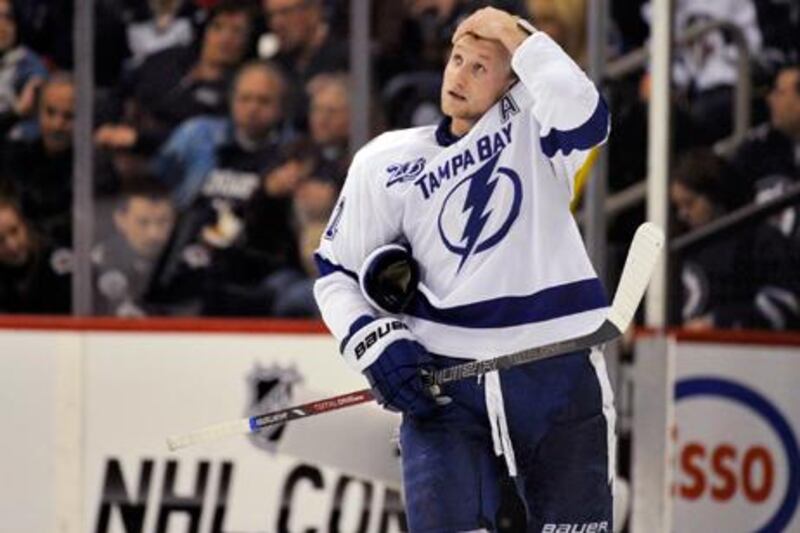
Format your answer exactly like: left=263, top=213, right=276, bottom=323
left=167, top=222, right=663, bottom=451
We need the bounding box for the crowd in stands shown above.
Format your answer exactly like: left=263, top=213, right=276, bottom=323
left=0, top=0, right=798, bottom=330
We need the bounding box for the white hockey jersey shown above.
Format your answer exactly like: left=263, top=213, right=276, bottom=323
left=314, top=32, right=610, bottom=360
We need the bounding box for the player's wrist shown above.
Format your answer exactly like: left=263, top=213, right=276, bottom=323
left=503, top=17, right=535, bottom=53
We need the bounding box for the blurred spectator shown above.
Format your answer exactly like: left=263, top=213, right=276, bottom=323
left=258, top=148, right=338, bottom=317
left=307, top=72, right=350, bottom=181
left=13, top=0, right=130, bottom=89
left=752, top=0, right=800, bottom=78
left=92, top=179, right=178, bottom=316
left=0, top=195, right=70, bottom=313
left=0, top=0, right=48, bottom=139
left=729, top=64, right=800, bottom=261
left=642, top=0, right=763, bottom=143
left=374, top=0, right=473, bottom=84
left=155, top=59, right=289, bottom=206
left=241, top=141, right=338, bottom=317
left=1, top=73, right=74, bottom=245
left=670, top=149, right=799, bottom=330
left=527, top=0, right=587, bottom=66
left=95, top=0, right=255, bottom=155
left=153, top=60, right=300, bottom=314
left=124, top=0, right=198, bottom=68
left=729, top=65, right=800, bottom=198
left=260, top=0, right=347, bottom=128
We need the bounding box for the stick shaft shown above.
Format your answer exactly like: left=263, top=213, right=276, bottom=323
left=249, top=389, right=374, bottom=431
left=168, top=222, right=663, bottom=448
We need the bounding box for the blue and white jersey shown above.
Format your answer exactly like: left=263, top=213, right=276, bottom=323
left=314, top=32, right=610, bottom=360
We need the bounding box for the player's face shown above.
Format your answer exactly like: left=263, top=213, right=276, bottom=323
left=670, top=181, right=717, bottom=229
left=441, top=35, right=513, bottom=131
left=114, top=197, right=175, bottom=259
left=232, top=68, right=284, bottom=140
left=0, top=206, right=31, bottom=266
left=768, top=69, right=800, bottom=137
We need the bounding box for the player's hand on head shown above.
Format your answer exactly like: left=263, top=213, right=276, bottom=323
left=451, top=7, right=515, bottom=44
left=451, top=7, right=530, bottom=53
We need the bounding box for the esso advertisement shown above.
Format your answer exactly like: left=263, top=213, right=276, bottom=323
left=673, top=343, right=800, bottom=533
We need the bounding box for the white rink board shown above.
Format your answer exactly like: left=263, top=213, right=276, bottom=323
left=674, top=342, right=800, bottom=533
left=0, top=328, right=405, bottom=533
left=0, top=332, right=64, bottom=533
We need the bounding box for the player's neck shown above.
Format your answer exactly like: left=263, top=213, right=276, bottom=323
left=450, top=117, right=474, bottom=137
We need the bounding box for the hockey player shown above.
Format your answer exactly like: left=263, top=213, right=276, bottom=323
left=314, top=7, right=613, bottom=531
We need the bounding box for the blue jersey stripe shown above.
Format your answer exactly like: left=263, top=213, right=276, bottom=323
left=406, top=278, right=607, bottom=329
left=540, top=97, right=609, bottom=157
left=314, top=253, right=358, bottom=280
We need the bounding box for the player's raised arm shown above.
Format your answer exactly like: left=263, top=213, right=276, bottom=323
left=453, top=7, right=610, bottom=195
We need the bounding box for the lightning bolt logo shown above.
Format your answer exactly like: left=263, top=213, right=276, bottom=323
left=459, top=158, right=500, bottom=270
left=437, top=152, right=522, bottom=272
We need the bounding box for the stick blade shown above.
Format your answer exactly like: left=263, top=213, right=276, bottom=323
left=166, top=418, right=252, bottom=451
left=607, top=222, right=665, bottom=333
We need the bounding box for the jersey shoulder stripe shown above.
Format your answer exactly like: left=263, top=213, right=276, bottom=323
left=540, top=96, right=609, bottom=157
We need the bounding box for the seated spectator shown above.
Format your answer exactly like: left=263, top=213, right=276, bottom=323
left=728, top=64, right=800, bottom=261
left=95, top=0, right=255, bottom=155
left=260, top=164, right=339, bottom=317
left=0, top=0, right=48, bottom=140
left=307, top=72, right=350, bottom=182
left=729, top=64, right=800, bottom=200
left=153, top=60, right=299, bottom=315
left=1, top=73, right=74, bottom=245
left=260, top=0, right=348, bottom=129
left=125, top=0, right=197, bottom=68
left=642, top=0, right=763, bottom=143
left=92, top=179, right=180, bottom=316
left=374, top=0, right=476, bottom=87
left=13, top=0, right=129, bottom=89
left=670, top=149, right=799, bottom=330
left=155, top=59, right=290, bottom=207
left=0, top=195, right=70, bottom=314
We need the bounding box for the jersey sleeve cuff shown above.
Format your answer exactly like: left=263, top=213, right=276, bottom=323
left=340, top=317, right=416, bottom=372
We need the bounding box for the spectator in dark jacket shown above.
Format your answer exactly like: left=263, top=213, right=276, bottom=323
left=1, top=73, right=74, bottom=245
left=0, top=0, right=48, bottom=141
left=0, top=195, right=70, bottom=313
left=260, top=0, right=347, bottom=129
left=671, top=149, right=800, bottom=331
left=153, top=60, right=298, bottom=315
left=95, top=0, right=256, bottom=155
left=729, top=64, right=800, bottom=200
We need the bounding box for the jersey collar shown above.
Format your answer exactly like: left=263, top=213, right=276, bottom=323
left=435, top=116, right=463, bottom=147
